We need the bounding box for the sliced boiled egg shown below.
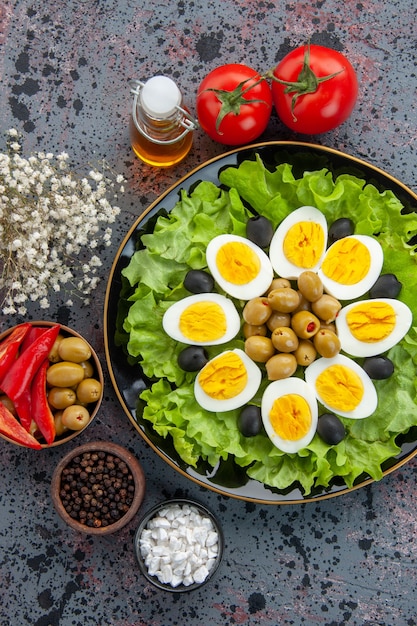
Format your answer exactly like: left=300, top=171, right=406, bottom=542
left=318, top=235, right=383, bottom=300
left=269, top=206, right=328, bottom=279
left=261, top=378, right=318, bottom=453
left=305, top=354, right=378, bottom=419
left=162, top=293, right=240, bottom=346
left=194, top=348, right=262, bottom=412
left=335, top=298, right=412, bottom=357
left=205, top=234, right=273, bottom=300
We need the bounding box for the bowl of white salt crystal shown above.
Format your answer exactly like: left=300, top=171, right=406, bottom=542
left=134, top=498, right=224, bottom=592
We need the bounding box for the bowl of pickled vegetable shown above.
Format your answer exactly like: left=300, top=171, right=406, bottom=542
left=0, top=321, right=103, bottom=449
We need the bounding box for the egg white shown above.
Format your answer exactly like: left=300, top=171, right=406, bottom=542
left=305, top=354, right=378, bottom=419
left=261, top=378, right=318, bottom=453
left=269, top=206, right=328, bottom=279
left=317, top=235, right=383, bottom=300
left=335, top=298, right=412, bottom=357
left=194, top=349, right=262, bottom=412
left=162, top=293, right=241, bottom=345
left=205, top=234, right=274, bottom=300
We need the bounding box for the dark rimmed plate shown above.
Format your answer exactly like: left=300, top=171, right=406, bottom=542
left=104, top=141, right=417, bottom=505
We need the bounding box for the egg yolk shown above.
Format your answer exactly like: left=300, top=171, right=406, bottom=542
left=179, top=301, right=227, bottom=342
left=315, top=364, right=364, bottom=412
left=346, top=301, right=396, bottom=343
left=216, top=241, right=261, bottom=285
left=269, top=394, right=312, bottom=441
left=198, top=352, right=248, bottom=400
left=283, top=222, right=325, bottom=268
left=321, top=238, right=370, bottom=285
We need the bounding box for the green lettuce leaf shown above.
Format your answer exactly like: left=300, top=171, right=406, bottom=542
left=120, top=156, right=417, bottom=496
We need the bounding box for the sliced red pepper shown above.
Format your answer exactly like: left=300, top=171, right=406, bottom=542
left=13, top=387, right=32, bottom=432
left=0, top=324, right=60, bottom=403
left=0, top=400, right=42, bottom=449
left=30, top=359, right=56, bottom=445
left=0, top=323, right=31, bottom=386
left=20, top=325, right=48, bottom=353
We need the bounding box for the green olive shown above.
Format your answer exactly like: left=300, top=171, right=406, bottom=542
left=58, top=336, right=92, bottom=363
left=242, top=297, right=272, bottom=325
left=271, top=327, right=299, bottom=352
left=79, top=359, right=95, bottom=379
left=54, top=411, right=69, bottom=437
left=76, top=378, right=102, bottom=404
left=268, top=287, right=300, bottom=313
left=266, top=311, right=291, bottom=332
left=311, top=294, right=342, bottom=324
left=265, top=353, right=297, bottom=380
left=291, top=310, right=321, bottom=339
left=61, top=405, right=91, bottom=431
left=244, top=336, right=275, bottom=363
left=48, top=387, right=77, bottom=410
left=297, top=271, right=323, bottom=302
left=46, top=361, right=85, bottom=388
left=266, top=277, right=291, bottom=294
left=313, top=329, right=341, bottom=358
left=48, top=333, right=65, bottom=363
left=293, top=291, right=312, bottom=313
left=293, top=339, right=317, bottom=366
left=243, top=323, right=268, bottom=339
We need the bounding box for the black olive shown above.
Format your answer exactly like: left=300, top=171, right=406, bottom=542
left=369, top=273, right=402, bottom=299
left=183, top=269, right=214, bottom=294
left=317, top=413, right=346, bottom=445
left=246, top=215, right=274, bottom=248
left=177, top=346, right=209, bottom=372
left=328, top=218, right=354, bottom=244
left=362, top=355, right=394, bottom=379
left=238, top=405, right=263, bottom=437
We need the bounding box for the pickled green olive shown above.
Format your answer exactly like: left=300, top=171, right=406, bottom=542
left=369, top=273, right=402, bottom=299
left=54, top=411, right=69, bottom=437
left=268, top=287, right=300, bottom=313
left=317, top=413, right=346, bottom=445
left=48, top=387, right=77, bottom=410
left=76, top=378, right=102, bottom=404
left=271, top=327, right=299, bottom=352
left=61, top=405, right=91, bottom=431
left=58, top=336, right=91, bottom=363
left=266, top=311, right=291, bottom=332
left=244, top=335, right=275, bottom=363
left=291, top=310, right=321, bottom=339
left=238, top=405, right=263, bottom=437
left=79, top=359, right=95, bottom=379
left=297, top=271, right=323, bottom=303
left=246, top=215, right=274, bottom=248
left=243, top=297, right=272, bottom=325
left=266, top=277, right=291, bottom=294
left=243, top=323, right=267, bottom=339
left=265, top=353, right=297, bottom=380
left=313, top=329, right=341, bottom=358
left=46, top=361, right=85, bottom=387
left=293, top=291, right=312, bottom=313
left=311, top=294, right=342, bottom=324
left=48, top=333, right=65, bottom=363
left=293, top=339, right=317, bottom=366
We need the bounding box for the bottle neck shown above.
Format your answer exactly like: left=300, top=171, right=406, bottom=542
left=130, top=80, right=197, bottom=146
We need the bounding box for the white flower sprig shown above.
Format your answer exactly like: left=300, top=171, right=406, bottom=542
left=0, top=129, right=123, bottom=315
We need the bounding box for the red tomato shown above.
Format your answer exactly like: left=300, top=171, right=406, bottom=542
left=272, top=44, right=358, bottom=134
left=196, top=64, right=273, bottom=145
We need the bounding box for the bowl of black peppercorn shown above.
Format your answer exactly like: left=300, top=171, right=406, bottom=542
left=51, top=441, right=146, bottom=534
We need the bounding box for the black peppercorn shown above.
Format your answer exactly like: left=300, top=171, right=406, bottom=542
left=59, top=450, right=135, bottom=528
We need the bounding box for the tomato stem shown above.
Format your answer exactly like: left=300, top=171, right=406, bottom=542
left=268, top=43, right=344, bottom=121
